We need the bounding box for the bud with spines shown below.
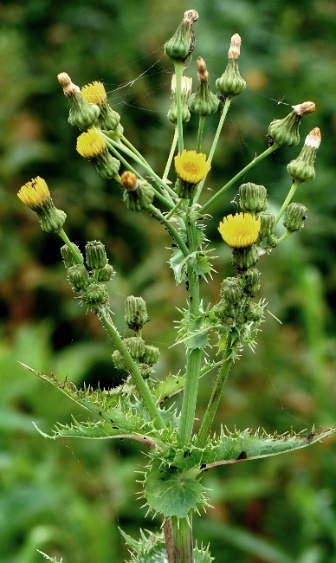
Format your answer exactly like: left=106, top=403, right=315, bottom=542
left=164, top=9, right=199, bottom=62
left=287, top=127, right=321, bottom=184
left=58, top=72, right=100, bottom=131
left=61, top=244, right=84, bottom=267
left=220, top=277, right=243, bottom=305
left=258, top=212, right=276, bottom=238
left=85, top=241, right=108, bottom=270
left=188, top=57, right=219, bottom=117
left=216, top=34, right=246, bottom=97
left=283, top=203, right=308, bottom=232
left=239, top=183, right=268, bottom=213
left=67, top=264, right=91, bottom=292
left=143, top=345, right=160, bottom=366
left=241, top=268, right=261, bottom=296
left=81, top=283, right=109, bottom=307
left=125, top=296, right=149, bottom=332
left=95, top=264, right=115, bottom=282
left=124, top=337, right=146, bottom=362
left=268, top=102, right=315, bottom=147
left=167, top=75, right=192, bottom=124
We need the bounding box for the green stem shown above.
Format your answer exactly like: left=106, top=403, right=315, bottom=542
left=163, top=126, right=179, bottom=182
left=278, top=230, right=292, bottom=244
left=200, top=143, right=279, bottom=214
left=169, top=516, right=193, bottom=563
left=174, top=63, right=185, bottom=155
left=166, top=198, right=185, bottom=221
left=97, top=305, right=166, bottom=431
left=178, top=216, right=202, bottom=443
left=57, top=229, right=83, bottom=264
left=196, top=349, right=233, bottom=448
left=275, top=180, right=301, bottom=225
left=196, top=116, right=206, bottom=153
left=148, top=204, right=189, bottom=257
left=194, top=97, right=232, bottom=203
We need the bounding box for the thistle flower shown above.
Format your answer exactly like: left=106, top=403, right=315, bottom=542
left=218, top=213, right=261, bottom=249
left=174, top=149, right=211, bottom=198
left=17, top=177, right=66, bottom=233
left=76, top=128, right=120, bottom=179
left=81, top=81, right=122, bottom=133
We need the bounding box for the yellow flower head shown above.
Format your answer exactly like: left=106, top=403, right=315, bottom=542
left=81, top=81, right=107, bottom=105
left=17, top=176, right=50, bottom=209
left=218, top=213, right=261, bottom=248
left=76, top=128, right=107, bottom=159
left=174, top=150, right=211, bottom=185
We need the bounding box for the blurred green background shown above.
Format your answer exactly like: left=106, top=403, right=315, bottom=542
left=1, top=0, right=336, bottom=561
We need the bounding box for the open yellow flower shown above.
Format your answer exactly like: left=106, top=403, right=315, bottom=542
left=174, top=150, right=211, bottom=184
left=218, top=213, right=261, bottom=248
left=17, top=176, right=51, bottom=209
left=81, top=81, right=107, bottom=105
left=76, top=128, right=107, bottom=159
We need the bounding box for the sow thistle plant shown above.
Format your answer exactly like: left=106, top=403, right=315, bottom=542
left=17, top=9, right=334, bottom=563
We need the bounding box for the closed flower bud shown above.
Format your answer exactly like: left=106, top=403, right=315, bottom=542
left=239, top=183, right=268, bottom=213
left=60, top=244, right=84, bottom=267
left=95, top=264, right=115, bottom=282
left=259, top=211, right=276, bottom=238
left=188, top=57, right=219, bottom=117
left=58, top=72, right=100, bottom=130
left=216, top=34, right=246, bottom=97
left=143, top=345, right=160, bottom=365
left=242, top=268, right=261, bottom=295
left=125, top=296, right=149, bottom=332
left=121, top=174, right=155, bottom=211
left=67, top=264, right=91, bottom=291
left=287, top=127, right=321, bottom=183
left=164, top=9, right=199, bottom=62
left=167, top=75, right=192, bottom=124
left=81, top=283, right=109, bottom=306
left=124, top=337, right=146, bottom=361
left=232, top=246, right=259, bottom=271
left=17, top=177, right=67, bottom=233
left=112, top=350, right=127, bottom=371
left=268, top=101, right=315, bottom=147
left=220, top=277, right=243, bottom=304
left=245, top=302, right=264, bottom=322
left=283, top=203, right=308, bottom=232
left=85, top=240, right=108, bottom=269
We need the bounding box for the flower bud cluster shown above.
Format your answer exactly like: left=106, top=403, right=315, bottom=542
left=60, top=240, right=115, bottom=310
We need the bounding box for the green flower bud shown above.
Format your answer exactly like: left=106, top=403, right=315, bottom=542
left=124, top=337, right=146, bottom=361
left=220, top=277, right=243, bottom=304
left=259, top=211, right=276, bottom=238
left=125, top=296, right=149, bottom=332
left=58, top=73, right=100, bottom=131
left=95, top=264, right=115, bottom=282
left=283, top=203, right=308, bottom=232
left=188, top=57, right=219, bottom=117
left=265, top=234, right=279, bottom=248
left=268, top=101, right=315, bottom=147
left=232, top=246, right=259, bottom=271
left=122, top=177, right=155, bottom=211
left=112, top=350, right=127, bottom=371
left=85, top=240, right=108, bottom=269
left=245, top=302, right=264, bottom=322
left=164, top=9, right=199, bottom=62
left=143, top=345, right=160, bottom=365
left=61, top=244, right=84, bottom=267
left=241, top=268, right=261, bottom=295
left=67, top=264, right=91, bottom=291
left=287, top=127, right=321, bottom=183
left=216, top=34, right=246, bottom=97
left=239, top=183, right=268, bottom=213
left=81, top=283, right=109, bottom=306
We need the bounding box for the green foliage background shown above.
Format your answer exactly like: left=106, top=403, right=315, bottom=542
left=1, top=0, right=336, bottom=561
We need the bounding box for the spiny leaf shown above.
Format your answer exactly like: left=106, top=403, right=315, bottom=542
left=37, top=551, right=63, bottom=563
left=120, top=528, right=167, bottom=563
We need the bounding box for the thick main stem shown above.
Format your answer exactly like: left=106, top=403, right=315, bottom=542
left=178, top=216, right=202, bottom=443
left=167, top=517, right=193, bottom=563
